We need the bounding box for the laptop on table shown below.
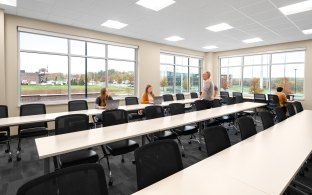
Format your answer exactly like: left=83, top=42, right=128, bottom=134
left=106, top=100, right=120, bottom=110
left=153, top=96, right=163, bottom=105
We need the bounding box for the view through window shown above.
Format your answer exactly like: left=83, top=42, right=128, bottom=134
left=160, top=53, right=202, bottom=94
left=19, top=31, right=137, bottom=103
left=220, top=50, right=305, bottom=98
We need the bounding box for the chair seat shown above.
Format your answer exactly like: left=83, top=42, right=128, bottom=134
left=59, top=149, right=99, bottom=168
left=106, top=139, right=139, bottom=156
left=128, top=113, right=144, bottom=120
left=154, top=130, right=177, bottom=140
left=0, top=133, right=9, bottom=142
left=174, top=125, right=198, bottom=136
left=19, top=127, right=48, bottom=138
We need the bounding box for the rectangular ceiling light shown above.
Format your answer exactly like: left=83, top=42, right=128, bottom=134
left=0, top=0, right=16, bottom=6
left=203, top=45, right=218, bottom=50
left=206, top=23, right=233, bottom=32
left=101, top=20, right=128, bottom=29
left=165, top=36, right=184, bottom=42
left=302, top=29, right=312, bottom=34
left=242, top=37, right=263, bottom=43
left=136, top=0, right=176, bottom=11
left=279, top=0, right=312, bottom=15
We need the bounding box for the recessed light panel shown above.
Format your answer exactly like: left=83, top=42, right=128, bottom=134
left=302, top=29, right=312, bottom=34
left=279, top=0, right=312, bottom=15
left=136, top=0, right=176, bottom=11
left=0, top=0, right=16, bottom=6
left=206, top=23, right=233, bottom=32
left=242, top=37, right=263, bottom=44
left=101, top=20, right=128, bottom=29
left=165, top=36, right=184, bottom=42
left=203, top=45, right=218, bottom=50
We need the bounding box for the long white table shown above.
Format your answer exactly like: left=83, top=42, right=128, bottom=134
left=0, top=98, right=199, bottom=128
left=35, top=102, right=265, bottom=173
left=133, top=110, right=312, bottom=195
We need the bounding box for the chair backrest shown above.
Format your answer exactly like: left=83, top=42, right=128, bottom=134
left=234, top=96, right=244, bottom=104
left=190, top=92, right=198, bottom=99
left=236, top=116, right=257, bottom=140
left=194, top=100, right=209, bottom=111
left=101, top=109, right=128, bottom=127
left=168, top=103, right=185, bottom=115
left=267, top=94, right=279, bottom=107
left=232, top=92, right=242, bottom=97
left=220, top=91, right=229, bottom=99
left=274, top=107, right=287, bottom=122
left=212, top=99, right=222, bottom=108
left=254, top=93, right=267, bottom=103
left=144, top=106, right=164, bottom=119
left=55, top=114, right=90, bottom=135
left=125, top=97, right=139, bottom=105
left=286, top=103, right=296, bottom=117
left=162, top=94, right=174, bottom=102
left=18, top=104, right=47, bottom=130
left=203, top=126, right=231, bottom=157
left=16, top=164, right=108, bottom=195
left=293, top=101, right=303, bottom=113
left=259, top=111, right=274, bottom=130
left=224, top=97, right=234, bottom=105
left=0, top=105, right=9, bottom=132
left=175, top=93, right=185, bottom=100
left=68, top=100, right=88, bottom=111
left=134, top=140, right=183, bottom=190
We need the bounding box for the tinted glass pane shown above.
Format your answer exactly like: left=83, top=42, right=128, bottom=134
left=108, top=45, right=135, bottom=60
left=87, top=42, right=106, bottom=57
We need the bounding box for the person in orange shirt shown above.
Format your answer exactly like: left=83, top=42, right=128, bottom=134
left=275, top=87, right=287, bottom=107
left=141, top=84, right=155, bottom=104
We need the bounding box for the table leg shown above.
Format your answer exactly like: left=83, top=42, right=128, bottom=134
left=44, top=157, right=50, bottom=174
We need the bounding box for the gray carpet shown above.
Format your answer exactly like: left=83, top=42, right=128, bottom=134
left=0, top=117, right=311, bottom=195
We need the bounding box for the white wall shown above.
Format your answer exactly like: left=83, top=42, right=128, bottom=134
left=211, top=40, right=312, bottom=109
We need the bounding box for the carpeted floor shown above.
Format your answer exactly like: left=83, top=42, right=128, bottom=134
left=0, top=117, right=311, bottom=195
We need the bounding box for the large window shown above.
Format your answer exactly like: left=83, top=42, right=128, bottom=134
left=19, top=30, right=137, bottom=103
left=160, top=53, right=202, bottom=94
left=219, top=50, right=305, bottom=98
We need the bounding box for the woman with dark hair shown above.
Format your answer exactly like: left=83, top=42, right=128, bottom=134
left=276, top=87, right=287, bottom=107
left=141, top=84, right=155, bottom=104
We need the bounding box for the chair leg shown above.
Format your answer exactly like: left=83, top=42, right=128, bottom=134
left=177, top=138, right=185, bottom=157
left=16, top=137, right=22, bottom=161
left=6, top=141, right=12, bottom=162
left=121, top=154, right=125, bottom=163
left=105, top=155, right=113, bottom=186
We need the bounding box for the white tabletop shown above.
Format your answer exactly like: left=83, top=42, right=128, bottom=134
left=35, top=102, right=265, bottom=159
left=133, top=110, right=312, bottom=195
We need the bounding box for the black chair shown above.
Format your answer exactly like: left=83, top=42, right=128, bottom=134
left=68, top=100, right=88, bottom=111
left=259, top=111, right=274, bottom=130
left=202, top=126, right=231, bottom=157
left=293, top=101, right=303, bottom=113
left=234, top=95, right=244, bottom=104
left=101, top=109, right=139, bottom=185
left=236, top=116, right=257, bottom=140
left=211, top=99, right=235, bottom=125
left=169, top=103, right=199, bottom=156
left=220, top=91, right=229, bottom=99
left=176, top=93, right=184, bottom=100
left=275, top=107, right=287, bottom=122
left=125, top=96, right=144, bottom=120
left=232, top=92, right=242, bottom=97
left=0, top=105, right=12, bottom=162
left=17, top=164, right=109, bottom=195
left=190, top=92, right=198, bottom=99
left=54, top=114, right=99, bottom=169
left=286, top=103, right=296, bottom=117
left=267, top=94, right=279, bottom=112
left=162, top=94, right=174, bottom=102
left=144, top=106, right=177, bottom=140
left=17, top=104, right=49, bottom=161
left=223, top=97, right=234, bottom=105
left=134, top=140, right=183, bottom=190
left=194, top=99, right=210, bottom=110
left=254, top=93, right=267, bottom=104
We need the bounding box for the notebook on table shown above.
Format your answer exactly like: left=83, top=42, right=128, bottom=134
left=106, top=100, right=120, bottom=110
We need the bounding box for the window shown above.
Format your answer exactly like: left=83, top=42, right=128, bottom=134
left=19, top=31, right=137, bottom=103
left=160, top=53, right=202, bottom=94
left=220, top=50, right=305, bottom=98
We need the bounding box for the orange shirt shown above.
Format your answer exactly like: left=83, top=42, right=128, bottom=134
left=141, top=92, right=155, bottom=104
left=276, top=92, right=287, bottom=107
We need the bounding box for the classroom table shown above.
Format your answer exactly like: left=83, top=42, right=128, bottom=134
left=35, top=102, right=265, bottom=173
left=133, top=110, right=312, bottom=195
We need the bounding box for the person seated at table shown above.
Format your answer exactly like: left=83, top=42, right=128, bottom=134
left=141, top=84, right=155, bottom=104
left=94, top=88, right=113, bottom=122
left=275, top=87, right=287, bottom=108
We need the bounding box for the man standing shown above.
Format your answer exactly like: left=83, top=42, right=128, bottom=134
left=200, top=71, right=214, bottom=108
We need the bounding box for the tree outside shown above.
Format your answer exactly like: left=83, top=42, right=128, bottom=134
left=249, top=78, right=263, bottom=94
left=277, top=77, right=293, bottom=95
left=160, top=76, right=168, bottom=92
